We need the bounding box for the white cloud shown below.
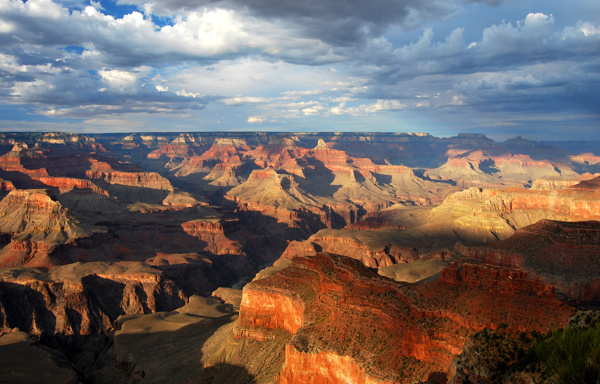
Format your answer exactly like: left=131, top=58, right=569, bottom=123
left=99, top=69, right=139, bottom=93
left=222, top=96, right=271, bottom=105
left=363, top=99, right=407, bottom=112
left=0, top=0, right=598, bottom=138
left=247, top=115, right=268, bottom=123
left=302, top=104, right=325, bottom=116
left=563, top=21, right=600, bottom=38
left=0, top=53, right=25, bottom=73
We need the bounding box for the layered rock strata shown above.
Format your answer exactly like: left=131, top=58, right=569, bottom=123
left=455, top=219, right=600, bottom=304
left=237, top=253, right=573, bottom=383
left=0, top=262, right=187, bottom=337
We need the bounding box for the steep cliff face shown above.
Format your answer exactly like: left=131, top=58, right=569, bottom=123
left=33, top=176, right=107, bottom=194
left=455, top=219, right=600, bottom=304
left=238, top=253, right=573, bottom=384
left=435, top=177, right=600, bottom=240
left=0, top=262, right=187, bottom=337
left=0, top=144, right=109, bottom=194
left=85, top=159, right=173, bottom=190
left=277, top=346, right=395, bottom=384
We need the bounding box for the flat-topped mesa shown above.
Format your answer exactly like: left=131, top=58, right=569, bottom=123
left=454, top=219, right=600, bottom=304
left=32, top=176, right=107, bottom=194
left=247, top=167, right=279, bottom=180
left=85, top=159, right=173, bottom=190
left=0, top=189, right=64, bottom=214
left=238, top=253, right=573, bottom=383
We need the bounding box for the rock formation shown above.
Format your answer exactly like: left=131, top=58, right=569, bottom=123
left=0, top=262, right=187, bottom=337
left=237, top=253, right=573, bottom=383
left=455, top=219, right=600, bottom=304
left=0, top=131, right=597, bottom=382
left=0, top=189, right=105, bottom=268
left=283, top=176, right=600, bottom=268
left=85, top=159, right=173, bottom=191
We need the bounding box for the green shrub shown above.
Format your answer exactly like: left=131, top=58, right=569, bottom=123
left=534, top=320, right=600, bottom=384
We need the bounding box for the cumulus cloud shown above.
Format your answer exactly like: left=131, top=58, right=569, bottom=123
left=365, top=12, right=600, bottom=87
left=0, top=0, right=338, bottom=68
left=118, top=0, right=459, bottom=45
left=0, top=0, right=598, bottom=137
left=99, top=68, right=140, bottom=93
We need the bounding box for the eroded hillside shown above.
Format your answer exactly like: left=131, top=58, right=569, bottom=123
left=0, top=131, right=598, bottom=383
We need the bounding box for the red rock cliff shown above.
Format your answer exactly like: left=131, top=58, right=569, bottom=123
left=455, top=219, right=600, bottom=304
left=238, top=253, right=573, bottom=383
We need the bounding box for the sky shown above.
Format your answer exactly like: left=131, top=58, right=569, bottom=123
left=0, top=0, right=598, bottom=141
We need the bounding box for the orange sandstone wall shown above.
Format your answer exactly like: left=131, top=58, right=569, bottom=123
left=239, top=288, right=305, bottom=337
left=277, top=346, right=393, bottom=384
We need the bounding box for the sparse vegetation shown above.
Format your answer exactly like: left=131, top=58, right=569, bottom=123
left=533, top=319, right=600, bottom=384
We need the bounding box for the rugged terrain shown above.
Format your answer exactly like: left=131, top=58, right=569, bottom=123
left=0, top=131, right=598, bottom=383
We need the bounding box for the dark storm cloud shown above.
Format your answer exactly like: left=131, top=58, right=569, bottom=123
left=122, top=0, right=458, bottom=45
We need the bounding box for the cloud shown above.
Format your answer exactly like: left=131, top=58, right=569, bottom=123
left=98, top=68, right=141, bottom=93
left=247, top=115, right=270, bottom=123
left=118, top=0, right=459, bottom=45
left=0, top=0, right=598, bottom=139
left=364, top=12, right=600, bottom=86
left=222, top=96, right=271, bottom=106
left=0, top=0, right=338, bottom=68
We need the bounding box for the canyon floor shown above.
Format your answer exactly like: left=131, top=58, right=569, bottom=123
left=0, top=132, right=599, bottom=383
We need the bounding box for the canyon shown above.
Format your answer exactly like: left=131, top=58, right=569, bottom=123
left=0, top=131, right=598, bottom=383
